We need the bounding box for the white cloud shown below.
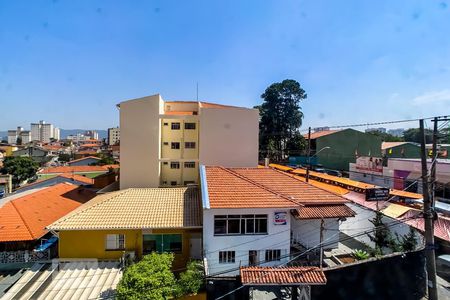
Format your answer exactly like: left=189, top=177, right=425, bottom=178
left=412, top=89, right=450, bottom=105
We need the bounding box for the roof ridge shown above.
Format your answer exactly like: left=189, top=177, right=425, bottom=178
left=221, top=167, right=301, bottom=207
left=10, top=200, right=35, bottom=239
left=48, top=189, right=130, bottom=228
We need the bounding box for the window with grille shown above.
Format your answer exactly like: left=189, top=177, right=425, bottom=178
left=105, top=234, right=125, bottom=250
left=219, top=251, right=235, bottom=264
left=184, top=162, right=196, bottom=168
left=171, top=123, right=181, bottom=130
left=170, top=162, right=180, bottom=169
left=171, top=142, right=180, bottom=149
left=265, top=249, right=281, bottom=262
left=185, top=123, right=196, bottom=130
left=185, top=142, right=196, bottom=149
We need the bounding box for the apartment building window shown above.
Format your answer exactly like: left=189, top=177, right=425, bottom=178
left=163, top=122, right=168, bottom=126
left=105, top=234, right=125, bottom=250
left=171, top=142, right=180, bottom=149
left=171, top=122, right=181, bottom=130
left=184, top=162, right=196, bottom=168
left=184, top=181, right=195, bottom=185
left=214, top=214, right=268, bottom=235
left=265, top=249, right=281, bottom=262
left=185, top=123, right=196, bottom=130
left=185, top=142, right=196, bottom=149
left=171, top=181, right=177, bottom=186
left=249, top=250, right=258, bottom=266
left=170, top=162, right=180, bottom=169
left=163, top=162, right=168, bottom=165
left=163, top=142, right=169, bottom=146
left=219, top=251, right=235, bottom=264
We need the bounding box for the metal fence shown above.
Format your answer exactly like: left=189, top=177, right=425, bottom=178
left=0, top=249, right=50, bottom=264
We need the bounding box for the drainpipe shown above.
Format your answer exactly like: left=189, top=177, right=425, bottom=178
left=319, top=218, right=324, bottom=269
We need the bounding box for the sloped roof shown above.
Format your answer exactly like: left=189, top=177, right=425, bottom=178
left=67, top=156, right=101, bottom=165
left=0, top=183, right=96, bottom=242
left=381, top=142, right=418, bottom=150
left=204, top=167, right=300, bottom=209
left=293, top=205, right=355, bottom=219
left=240, top=267, right=326, bottom=285
left=48, top=186, right=202, bottom=230
left=304, top=130, right=340, bottom=140
left=14, top=173, right=94, bottom=192
left=38, top=165, right=112, bottom=174
left=231, top=168, right=349, bottom=205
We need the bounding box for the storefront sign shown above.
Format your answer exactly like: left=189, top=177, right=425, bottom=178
left=274, top=212, right=287, bottom=225
left=365, top=188, right=390, bottom=201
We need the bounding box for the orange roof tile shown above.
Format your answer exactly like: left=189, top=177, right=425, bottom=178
left=304, top=130, right=340, bottom=140
left=58, top=173, right=94, bottom=184
left=39, top=165, right=110, bottom=174
left=231, top=168, right=349, bottom=205
left=205, top=167, right=299, bottom=209
left=293, top=204, right=355, bottom=219
left=0, top=183, right=96, bottom=242
left=75, top=150, right=98, bottom=155
left=240, top=267, right=326, bottom=285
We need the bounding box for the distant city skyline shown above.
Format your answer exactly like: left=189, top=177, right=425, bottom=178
left=1, top=1, right=450, bottom=130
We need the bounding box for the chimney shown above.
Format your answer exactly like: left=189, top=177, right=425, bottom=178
left=264, top=157, right=270, bottom=168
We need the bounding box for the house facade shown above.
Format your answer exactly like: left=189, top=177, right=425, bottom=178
left=48, top=186, right=202, bottom=270
left=201, top=166, right=355, bottom=276
left=118, top=94, right=259, bottom=189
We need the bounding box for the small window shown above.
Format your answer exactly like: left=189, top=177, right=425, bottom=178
left=171, top=123, right=181, bottom=130
left=163, top=142, right=169, bottom=146
left=265, top=249, right=281, bottom=262
left=162, top=181, right=167, bottom=184
left=184, top=162, right=196, bottom=168
left=170, top=162, right=180, bottom=169
left=163, top=122, right=168, bottom=126
left=185, top=123, right=196, bottom=130
left=184, top=181, right=195, bottom=185
left=185, top=142, right=196, bottom=149
left=171, top=181, right=177, bottom=186
left=219, top=251, right=235, bottom=264
left=171, top=142, right=180, bottom=149
left=163, top=162, right=168, bottom=165
left=105, top=234, right=125, bottom=250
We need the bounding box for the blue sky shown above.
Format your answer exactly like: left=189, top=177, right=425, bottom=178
left=1, top=0, right=450, bottom=130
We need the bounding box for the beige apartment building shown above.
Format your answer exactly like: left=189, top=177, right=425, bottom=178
left=119, top=94, right=259, bottom=189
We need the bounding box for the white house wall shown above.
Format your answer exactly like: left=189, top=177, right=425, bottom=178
left=203, top=208, right=291, bottom=276
left=291, top=218, right=339, bottom=250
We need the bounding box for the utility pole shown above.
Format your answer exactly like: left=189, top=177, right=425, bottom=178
left=306, top=127, right=311, bottom=182
left=419, top=119, right=438, bottom=300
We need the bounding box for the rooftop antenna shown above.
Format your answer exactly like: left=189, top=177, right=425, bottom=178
left=196, top=82, right=199, bottom=102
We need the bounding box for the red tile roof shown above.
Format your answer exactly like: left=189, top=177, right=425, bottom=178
left=304, top=130, right=340, bottom=140
left=79, top=143, right=101, bottom=148
left=293, top=204, right=355, bottom=219
left=58, top=173, right=94, bottom=184
left=205, top=167, right=299, bottom=209
left=0, top=183, right=96, bottom=242
left=240, top=267, right=326, bottom=285
left=231, top=168, right=349, bottom=205
left=39, top=165, right=111, bottom=174
left=401, top=210, right=450, bottom=242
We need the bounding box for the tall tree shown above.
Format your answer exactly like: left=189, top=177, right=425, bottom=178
left=257, top=79, right=307, bottom=161
left=403, top=128, right=433, bottom=143
left=368, top=130, right=403, bottom=142
left=0, top=156, right=39, bottom=186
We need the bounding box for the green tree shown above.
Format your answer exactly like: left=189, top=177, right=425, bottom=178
left=116, top=253, right=178, bottom=300
left=178, top=260, right=204, bottom=296
left=257, top=79, right=307, bottom=161
left=0, top=156, right=39, bottom=186
left=368, top=130, right=403, bottom=142
left=58, top=153, right=71, bottom=163
left=403, top=128, right=433, bottom=144
left=367, top=211, right=392, bottom=255
left=94, top=154, right=115, bottom=165
left=400, top=227, right=418, bottom=252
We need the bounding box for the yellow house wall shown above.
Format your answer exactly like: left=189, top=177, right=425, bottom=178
left=58, top=229, right=143, bottom=259
left=58, top=228, right=201, bottom=270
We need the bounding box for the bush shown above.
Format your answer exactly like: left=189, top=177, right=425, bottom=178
left=116, top=253, right=177, bottom=300
left=401, top=227, right=418, bottom=252
left=177, top=260, right=204, bottom=296
left=353, top=249, right=369, bottom=261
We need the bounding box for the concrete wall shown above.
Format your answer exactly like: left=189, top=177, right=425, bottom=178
left=340, top=203, right=416, bottom=249
left=203, top=208, right=291, bottom=276
left=291, top=218, right=339, bottom=250
left=120, top=95, right=162, bottom=189
left=199, top=107, right=259, bottom=168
